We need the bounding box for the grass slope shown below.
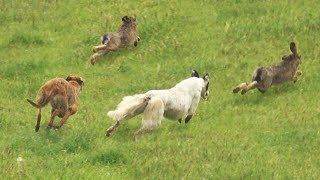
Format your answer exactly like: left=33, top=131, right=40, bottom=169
left=1, top=0, right=320, bottom=179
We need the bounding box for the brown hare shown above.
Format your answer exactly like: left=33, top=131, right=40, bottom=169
left=89, top=16, right=140, bottom=65
left=233, top=42, right=302, bottom=95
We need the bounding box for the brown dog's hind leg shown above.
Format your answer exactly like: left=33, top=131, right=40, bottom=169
left=35, top=109, right=42, bottom=132
left=47, top=109, right=58, bottom=130
left=233, top=83, right=248, bottom=94
left=241, top=81, right=258, bottom=95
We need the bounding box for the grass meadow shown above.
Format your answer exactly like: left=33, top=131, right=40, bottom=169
left=1, top=0, right=320, bottom=179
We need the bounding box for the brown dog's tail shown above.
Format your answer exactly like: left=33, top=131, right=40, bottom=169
left=27, top=99, right=42, bottom=108
left=27, top=91, right=51, bottom=109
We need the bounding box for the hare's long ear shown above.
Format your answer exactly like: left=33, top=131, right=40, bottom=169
left=290, top=42, right=297, bottom=55
left=122, top=16, right=130, bottom=23
left=191, top=70, right=200, bottom=78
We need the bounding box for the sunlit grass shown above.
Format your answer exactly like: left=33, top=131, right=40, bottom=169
left=1, top=0, right=320, bottom=179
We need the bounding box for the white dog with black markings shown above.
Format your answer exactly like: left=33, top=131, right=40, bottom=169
left=106, top=70, right=210, bottom=140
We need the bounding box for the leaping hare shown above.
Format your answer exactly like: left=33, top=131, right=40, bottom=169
left=89, top=16, right=140, bottom=65
left=233, top=42, right=302, bottom=95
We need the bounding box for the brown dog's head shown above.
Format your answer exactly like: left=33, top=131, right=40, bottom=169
left=282, top=42, right=301, bottom=65
left=66, top=76, right=85, bottom=92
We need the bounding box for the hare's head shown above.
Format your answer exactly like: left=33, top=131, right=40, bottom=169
left=191, top=70, right=210, bottom=100
left=121, top=16, right=137, bottom=27
left=282, top=42, right=301, bottom=65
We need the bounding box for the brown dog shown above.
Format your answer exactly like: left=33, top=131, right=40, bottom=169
left=89, top=16, right=140, bottom=65
left=27, top=76, right=84, bottom=132
left=233, top=42, right=302, bottom=95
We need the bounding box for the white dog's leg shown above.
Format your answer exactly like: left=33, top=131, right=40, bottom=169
left=106, top=121, right=120, bottom=137
left=133, top=97, right=164, bottom=140
left=185, top=96, right=200, bottom=124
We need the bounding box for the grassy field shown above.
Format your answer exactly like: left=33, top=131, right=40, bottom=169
left=1, top=0, right=320, bottom=179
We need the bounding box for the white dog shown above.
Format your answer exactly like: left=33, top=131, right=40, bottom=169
left=106, top=70, right=210, bottom=140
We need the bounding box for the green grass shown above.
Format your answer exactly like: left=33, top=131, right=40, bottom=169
left=1, top=0, right=320, bottom=179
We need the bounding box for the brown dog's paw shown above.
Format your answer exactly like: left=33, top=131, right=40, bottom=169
left=35, top=126, right=40, bottom=132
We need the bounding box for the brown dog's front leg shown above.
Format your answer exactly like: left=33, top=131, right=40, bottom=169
left=47, top=109, right=57, bottom=130
left=54, top=112, right=71, bottom=130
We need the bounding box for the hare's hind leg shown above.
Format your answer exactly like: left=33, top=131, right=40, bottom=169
left=133, top=98, right=164, bottom=141
left=89, top=50, right=108, bottom=65
left=241, top=81, right=258, bottom=95
left=233, top=83, right=248, bottom=94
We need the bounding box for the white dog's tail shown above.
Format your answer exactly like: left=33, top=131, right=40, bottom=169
left=107, top=94, right=151, bottom=122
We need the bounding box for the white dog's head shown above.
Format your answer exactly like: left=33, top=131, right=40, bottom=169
left=191, top=70, right=209, bottom=100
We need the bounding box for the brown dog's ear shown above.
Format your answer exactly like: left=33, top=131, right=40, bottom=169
left=66, top=76, right=72, bottom=81
left=191, top=70, right=199, bottom=78
left=122, top=16, right=130, bottom=23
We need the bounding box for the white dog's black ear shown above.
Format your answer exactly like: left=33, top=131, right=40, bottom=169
left=202, top=73, right=209, bottom=81
left=191, top=70, right=200, bottom=78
